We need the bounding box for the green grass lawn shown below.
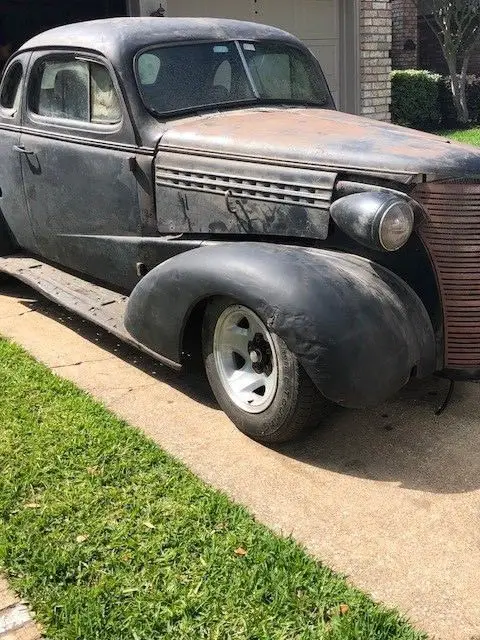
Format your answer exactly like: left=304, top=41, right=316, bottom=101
left=440, top=127, right=480, bottom=145
left=0, top=339, right=425, bottom=640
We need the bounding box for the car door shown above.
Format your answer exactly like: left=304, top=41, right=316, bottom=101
left=20, top=50, right=143, bottom=290
left=0, top=52, right=37, bottom=252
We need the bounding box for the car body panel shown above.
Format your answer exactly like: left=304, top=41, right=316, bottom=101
left=159, top=107, right=480, bottom=183
left=15, top=49, right=145, bottom=288
left=155, top=149, right=336, bottom=237
left=0, top=51, right=36, bottom=251
left=125, top=242, right=435, bottom=407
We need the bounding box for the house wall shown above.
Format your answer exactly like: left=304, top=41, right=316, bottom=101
left=360, top=1, right=391, bottom=120
left=391, top=0, right=417, bottom=69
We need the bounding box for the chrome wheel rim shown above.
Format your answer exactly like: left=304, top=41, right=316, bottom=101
left=213, top=305, right=278, bottom=414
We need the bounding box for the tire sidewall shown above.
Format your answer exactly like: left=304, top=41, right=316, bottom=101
left=202, top=297, right=304, bottom=441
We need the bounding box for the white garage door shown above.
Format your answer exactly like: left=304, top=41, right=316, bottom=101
left=162, top=0, right=252, bottom=21
left=255, top=0, right=339, bottom=104
left=162, top=0, right=340, bottom=105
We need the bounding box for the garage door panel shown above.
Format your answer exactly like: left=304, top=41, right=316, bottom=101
left=304, top=41, right=337, bottom=76
left=255, top=1, right=294, bottom=31
left=302, top=39, right=338, bottom=99
left=167, top=0, right=253, bottom=20
left=294, top=0, right=338, bottom=39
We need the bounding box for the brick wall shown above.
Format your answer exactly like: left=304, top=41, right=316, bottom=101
left=360, top=1, right=392, bottom=121
left=391, top=0, right=417, bottom=69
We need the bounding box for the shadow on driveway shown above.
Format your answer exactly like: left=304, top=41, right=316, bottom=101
left=7, top=279, right=480, bottom=496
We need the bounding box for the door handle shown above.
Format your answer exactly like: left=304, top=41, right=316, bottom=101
left=13, top=145, right=35, bottom=155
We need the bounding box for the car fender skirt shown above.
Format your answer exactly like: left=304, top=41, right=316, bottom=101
left=125, top=242, right=436, bottom=408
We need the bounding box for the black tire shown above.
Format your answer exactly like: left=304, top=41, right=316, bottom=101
left=202, top=297, right=327, bottom=444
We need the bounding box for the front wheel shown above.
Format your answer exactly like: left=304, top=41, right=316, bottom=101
left=202, top=297, right=326, bottom=444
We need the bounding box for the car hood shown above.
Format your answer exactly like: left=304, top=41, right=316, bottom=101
left=160, top=107, right=480, bottom=183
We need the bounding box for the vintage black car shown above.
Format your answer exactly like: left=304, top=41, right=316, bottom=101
left=0, top=17, right=479, bottom=443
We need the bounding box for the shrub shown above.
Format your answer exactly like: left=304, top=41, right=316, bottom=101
left=391, top=70, right=480, bottom=131
left=437, top=75, right=480, bottom=127
left=391, top=69, right=442, bottom=130
left=466, top=75, right=480, bottom=123
left=437, top=76, right=457, bottom=128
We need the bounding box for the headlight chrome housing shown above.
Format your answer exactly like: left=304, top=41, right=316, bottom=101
left=330, top=191, right=415, bottom=252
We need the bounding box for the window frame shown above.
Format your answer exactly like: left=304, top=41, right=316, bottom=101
left=26, top=51, right=124, bottom=132
left=0, top=59, right=24, bottom=118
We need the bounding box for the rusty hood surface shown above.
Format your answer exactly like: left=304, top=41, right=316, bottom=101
left=160, top=108, right=480, bottom=182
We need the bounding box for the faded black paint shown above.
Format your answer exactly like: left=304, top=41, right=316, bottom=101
left=125, top=243, right=435, bottom=408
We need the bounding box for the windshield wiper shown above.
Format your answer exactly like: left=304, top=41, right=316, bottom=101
left=253, top=98, right=328, bottom=107
left=145, top=97, right=328, bottom=120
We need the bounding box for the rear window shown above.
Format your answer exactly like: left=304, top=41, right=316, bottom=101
left=0, top=61, right=23, bottom=111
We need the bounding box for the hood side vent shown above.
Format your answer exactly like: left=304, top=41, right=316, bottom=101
left=155, top=151, right=336, bottom=238
left=156, top=167, right=331, bottom=210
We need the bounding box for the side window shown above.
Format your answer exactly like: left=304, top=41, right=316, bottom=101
left=33, top=60, right=89, bottom=120
left=30, top=57, right=121, bottom=124
left=0, top=61, right=23, bottom=111
left=90, top=63, right=122, bottom=124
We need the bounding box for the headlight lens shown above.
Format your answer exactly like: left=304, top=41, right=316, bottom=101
left=378, top=200, right=415, bottom=251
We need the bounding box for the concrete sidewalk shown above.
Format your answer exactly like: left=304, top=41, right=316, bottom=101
left=0, top=577, right=41, bottom=639
left=0, top=280, right=479, bottom=640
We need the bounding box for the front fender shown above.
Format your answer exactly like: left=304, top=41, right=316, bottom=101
left=125, top=242, right=436, bottom=408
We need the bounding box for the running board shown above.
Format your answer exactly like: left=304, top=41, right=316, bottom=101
left=0, top=255, right=182, bottom=370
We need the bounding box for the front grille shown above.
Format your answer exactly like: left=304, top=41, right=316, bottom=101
left=415, top=181, right=480, bottom=370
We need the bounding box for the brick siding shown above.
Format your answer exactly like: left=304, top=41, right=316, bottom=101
left=392, top=0, right=417, bottom=69
left=360, top=1, right=392, bottom=121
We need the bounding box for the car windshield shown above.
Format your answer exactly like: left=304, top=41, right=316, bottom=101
left=136, top=40, right=332, bottom=115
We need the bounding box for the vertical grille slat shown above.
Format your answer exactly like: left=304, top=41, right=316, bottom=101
left=415, top=182, right=480, bottom=370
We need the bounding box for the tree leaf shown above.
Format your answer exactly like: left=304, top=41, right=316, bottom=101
left=76, top=534, right=89, bottom=543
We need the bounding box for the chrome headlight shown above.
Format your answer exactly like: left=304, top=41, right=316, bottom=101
left=330, top=191, right=415, bottom=252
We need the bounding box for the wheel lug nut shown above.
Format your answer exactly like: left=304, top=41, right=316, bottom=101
left=250, top=350, right=261, bottom=363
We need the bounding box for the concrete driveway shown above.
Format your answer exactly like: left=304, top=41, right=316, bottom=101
left=0, top=280, right=479, bottom=640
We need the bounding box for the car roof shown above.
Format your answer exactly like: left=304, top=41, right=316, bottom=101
left=18, top=17, right=300, bottom=60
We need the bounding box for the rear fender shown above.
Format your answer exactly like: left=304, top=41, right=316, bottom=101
left=125, top=242, right=436, bottom=408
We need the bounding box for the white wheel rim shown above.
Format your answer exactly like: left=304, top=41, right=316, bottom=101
left=213, top=305, right=278, bottom=414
